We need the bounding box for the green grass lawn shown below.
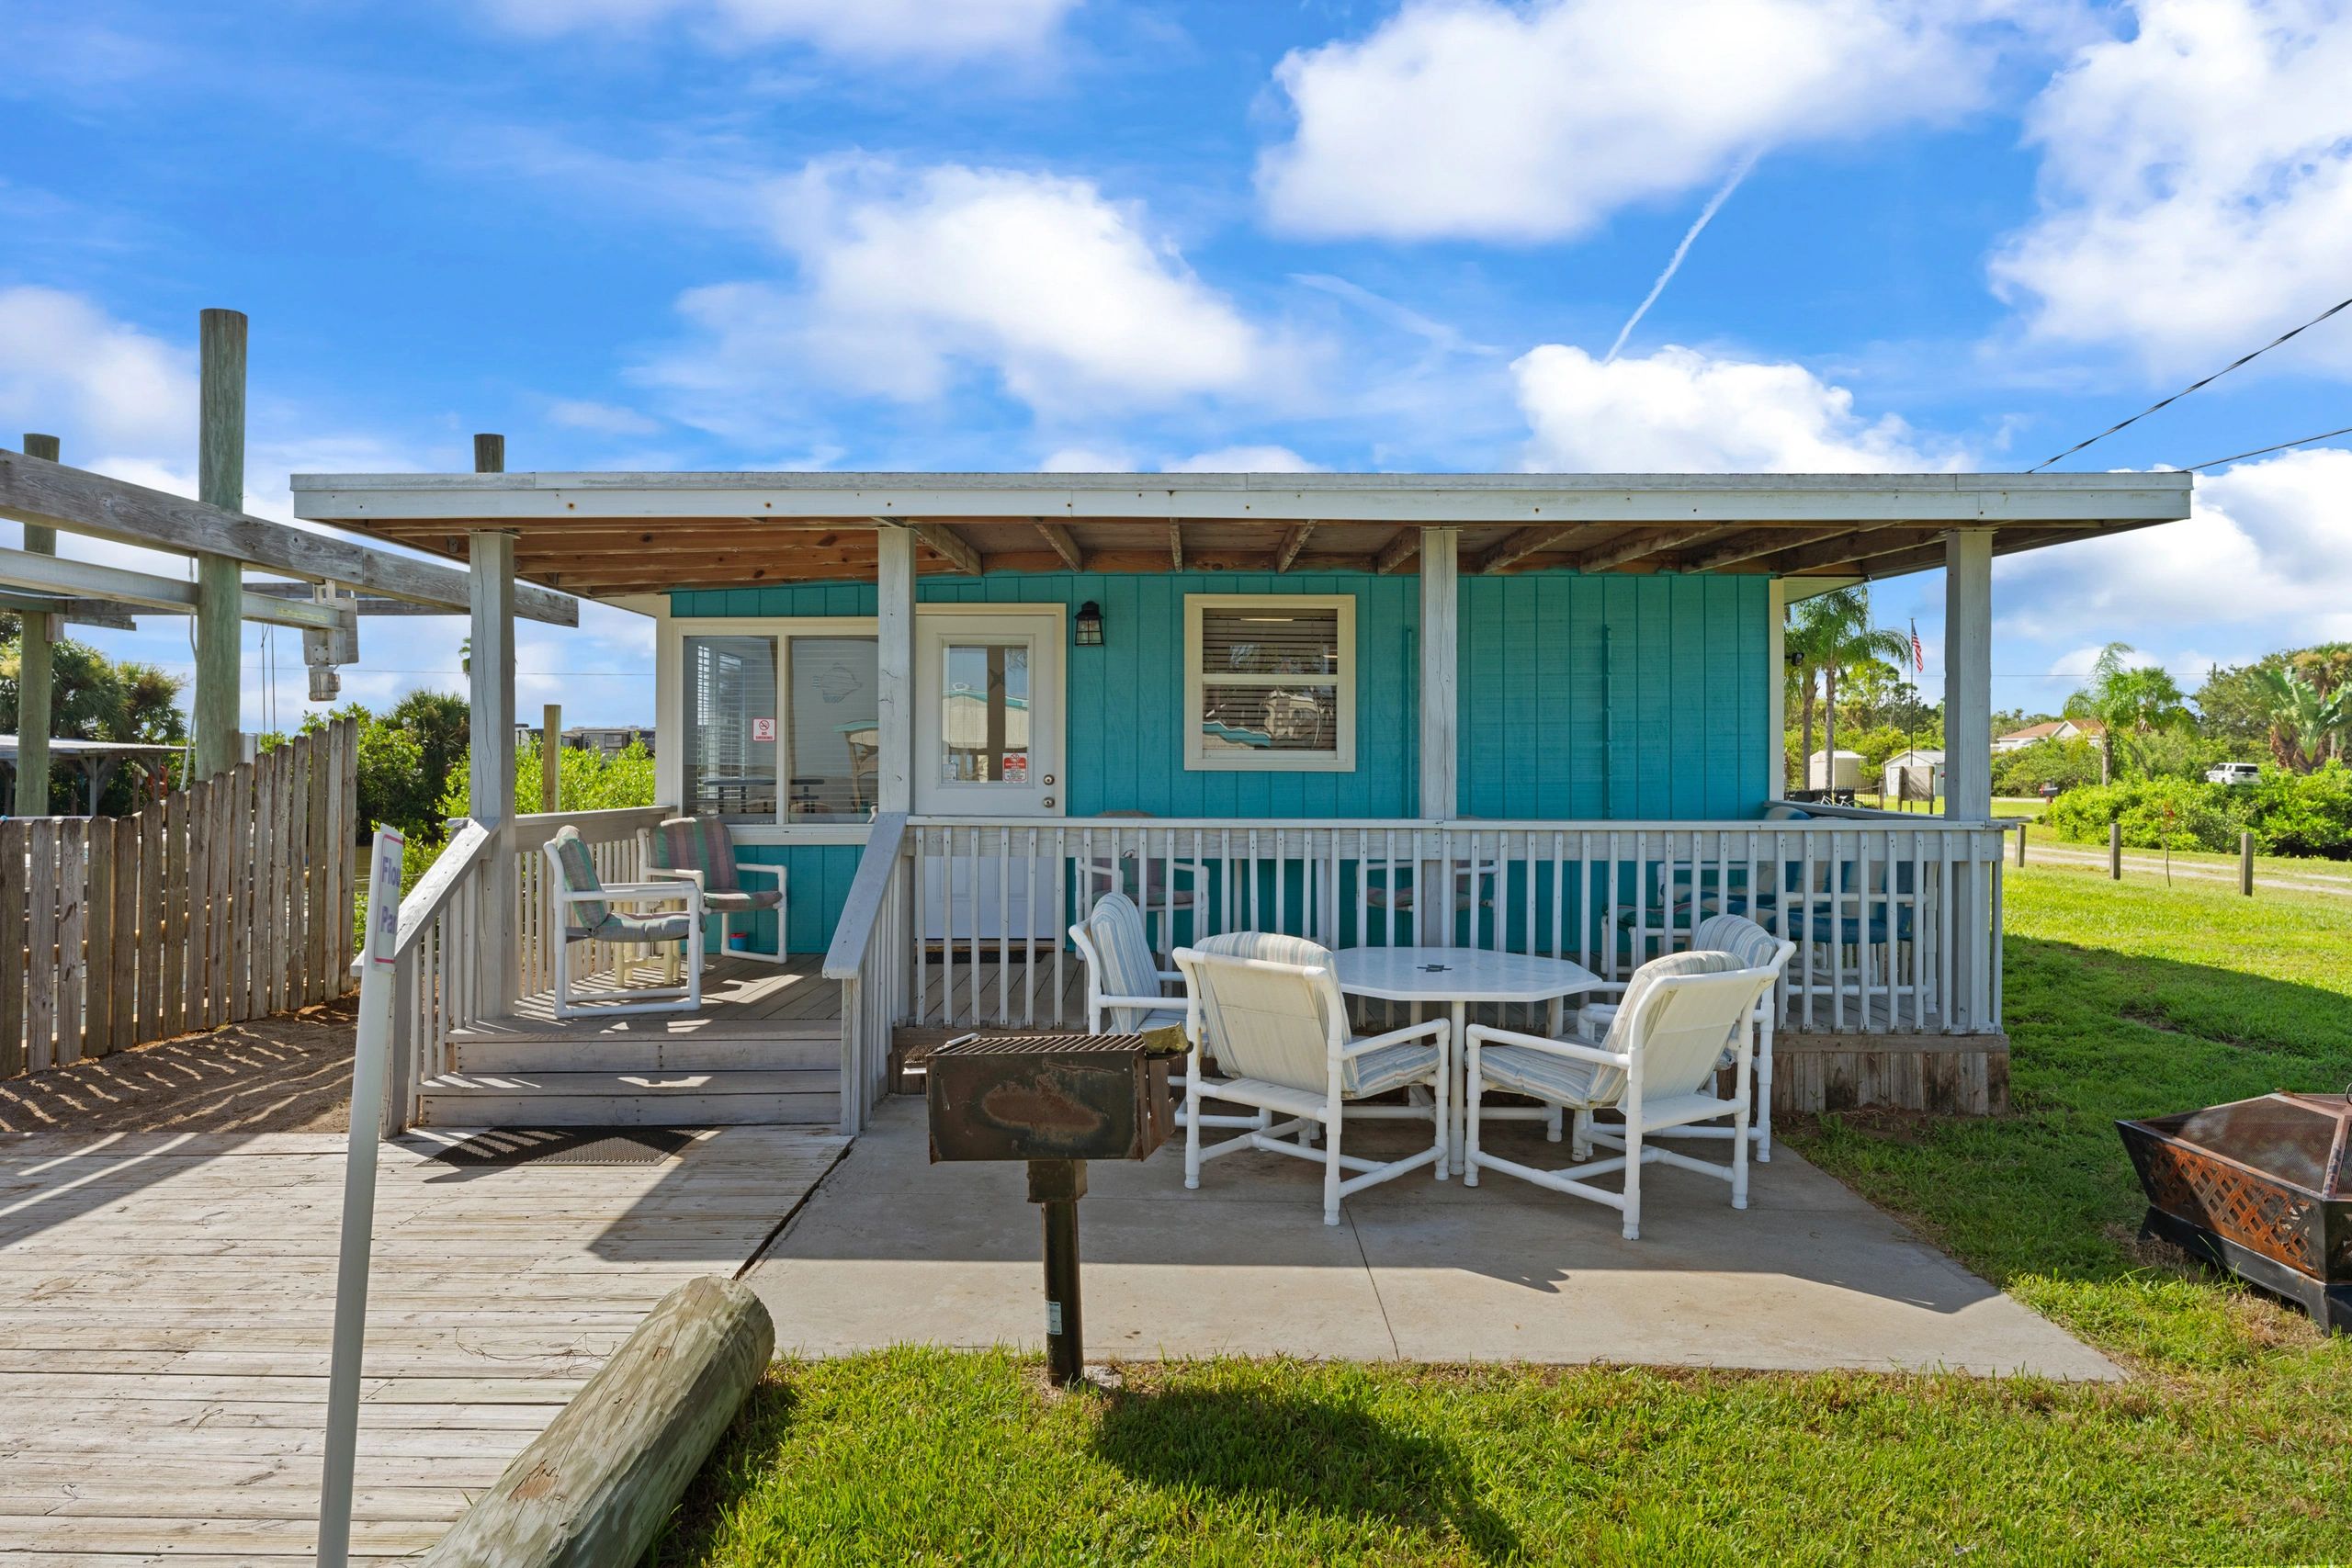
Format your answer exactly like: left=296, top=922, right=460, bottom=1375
left=654, top=870, right=2352, bottom=1566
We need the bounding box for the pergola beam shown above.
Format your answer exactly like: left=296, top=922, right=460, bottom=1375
left=0, top=546, right=357, bottom=631
left=0, top=591, right=137, bottom=630
left=1273, top=521, right=1317, bottom=572
left=1033, top=521, right=1084, bottom=571
left=0, top=448, right=579, bottom=625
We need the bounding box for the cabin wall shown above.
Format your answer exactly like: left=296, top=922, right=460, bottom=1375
left=670, top=569, right=1770, bottom=953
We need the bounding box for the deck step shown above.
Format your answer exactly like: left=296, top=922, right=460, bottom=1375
left=416, top=1069, right=839, bottom=1128
left=447, top=1029, right=840, bottom=1075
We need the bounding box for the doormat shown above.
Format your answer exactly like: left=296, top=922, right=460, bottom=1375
left=424, top=1127, right=703, bottom=1168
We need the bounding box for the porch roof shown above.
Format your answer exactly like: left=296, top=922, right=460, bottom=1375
left=287, top=469, right=2193, bottom=602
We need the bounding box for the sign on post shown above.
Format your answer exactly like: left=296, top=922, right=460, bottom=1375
left=317, top=826, right=405, bottom=1568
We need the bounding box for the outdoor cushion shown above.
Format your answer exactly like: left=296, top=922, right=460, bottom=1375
left=1083, top=893, right=1165, bottom=1032
left=1182, top=931, right=1350, bottom=1093
left=1341, top=1038, right=1442, bottom=1097
left=701, top=887, right=785, bottom=915
left=1691, top=913, right=1783, bottom=972
left=576, top=908, right=695, bottom=944
left=651, top=815, right=755, bottom=894
left=550, top=826, right=609, bottom=940
left=1588, top=949, right=1743, bottom=1102
left=1476, top=1042, right=1605, bottom=1105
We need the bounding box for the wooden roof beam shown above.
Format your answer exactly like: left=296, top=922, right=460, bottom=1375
left=1033, top=520, right=1085, bottom=571
left=1274, top=521, right=1317, bottom=572
left=1565, top=523, right=1736, bottom=573
left=1755, top=525, right=1946, bottom=576
left=1474, top=525, right=1573, bottom=574
left=1168, top=522, right=1185, bottom=570
left=0, top=447, right=578, bottom=625
left=1684, top=523, right=1860, bottom=572
left=889, top=520, right=981, bottom=575
left=1373, top=526, right=1422, bottom=575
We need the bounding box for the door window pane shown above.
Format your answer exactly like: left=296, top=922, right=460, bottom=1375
left=684, top=636, right=778, bottom=823
left=786, top=636, right=878, bottom=818
left=939, top=642, right=1031, bottom=784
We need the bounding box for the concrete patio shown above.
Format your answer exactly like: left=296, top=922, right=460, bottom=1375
left=747, top=1097, right=2119, bottom=1380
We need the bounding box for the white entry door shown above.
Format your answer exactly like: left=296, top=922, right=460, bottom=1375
left=914, top=609, right=1065, bottom=942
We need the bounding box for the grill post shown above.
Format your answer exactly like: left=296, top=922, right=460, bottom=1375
left=1028, top=1158, right=1087, bottom=1385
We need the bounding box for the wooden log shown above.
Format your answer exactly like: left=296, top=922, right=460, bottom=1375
left=0, top=820, right=24, bottom=1077
left=415, top=1276, right=774, bottom=1568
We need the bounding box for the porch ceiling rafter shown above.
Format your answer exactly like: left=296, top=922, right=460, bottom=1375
left=1033, top=520, right=1085, bottom=571
left=1168, top=522, right=1184, bottom=570
left=1373, top=527, right=1422, bottom=575
left=1683, top=523, right=1861, bottom=572
left=1560, top=523, right=1745, bottom=574
left=1752, top=525, right=1946, bottom=577
left=1274, top=521, right=1317, bottom=572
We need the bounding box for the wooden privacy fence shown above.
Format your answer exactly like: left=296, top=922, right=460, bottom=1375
left=0, top=716, right=358, bottom=1077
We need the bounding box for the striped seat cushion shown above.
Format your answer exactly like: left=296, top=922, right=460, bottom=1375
left=1342, top=1039, right=1442, bottom=1097
left=651, top=815, right=746, bottom=893
left=550, top=827, right=609, bottom=940
left=702, top=888, right=785, bottom=915
left=1476, top=1043, right=1605, bottom=1104
left=1083, top=894, right=1165, bottom=1032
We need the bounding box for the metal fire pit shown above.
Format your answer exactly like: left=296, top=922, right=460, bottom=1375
left=2119, top=1091, right=2352, bottom=1334
left=926, top=1028, right=1182, bottom=1383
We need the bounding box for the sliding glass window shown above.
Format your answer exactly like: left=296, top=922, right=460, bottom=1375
left=682, top=631, right=879, bottom=824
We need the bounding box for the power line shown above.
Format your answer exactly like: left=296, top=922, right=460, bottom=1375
left=2029, top=291, right=2352, bottom=472
left=2181, top=422, right=2352, bottom=472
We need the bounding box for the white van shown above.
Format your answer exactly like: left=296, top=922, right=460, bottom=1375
left=2205, top=761, right=2261, bottom=786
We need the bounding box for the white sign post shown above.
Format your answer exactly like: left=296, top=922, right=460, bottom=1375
left=317, top=826, right=405, bottom=1568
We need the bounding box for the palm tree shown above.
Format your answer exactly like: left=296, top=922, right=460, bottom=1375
left=2252, top=666, right=2349, bottom=772
left=1788, top=586, right=1908, bottom=791
left=2065, top=643, right=2191, bottom=783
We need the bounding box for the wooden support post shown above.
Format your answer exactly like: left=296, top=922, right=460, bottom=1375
left=470, top=529, right=518, bottom=1010
left=2015, top=822, right=2028, bottom=866
left=1418, top=527, right=1458, bottom=943
left=1766, top=577, right=1788, bottom=799
left=2109, top=821, right=2123, bottom=880
left=193, top=309, right=245, bottom=780
left=1942, top=529, right=1993, bottom=1031
left=876, top=527, right=914, bottom=816
left=2240, top=831, right=2255, bottom=896
left=542, top=704, right=562, bottom=813
left=14, top=433, right=59, bottom=815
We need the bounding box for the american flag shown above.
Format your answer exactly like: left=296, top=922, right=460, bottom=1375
left=1910, top=620, right=1925, bottom=673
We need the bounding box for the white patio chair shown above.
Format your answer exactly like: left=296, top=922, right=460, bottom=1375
left=1464, top=947, right=1782, bottom=1240
left=543, top=824, right=703, bottom=1018
left=1069, top=893, right=1254, bottom=1133
left=1174, top=931, right=1450, bottom=1226
left=1577, top=912, right=1793, bottom=1160
left=646, top=814, right=787, bottom=966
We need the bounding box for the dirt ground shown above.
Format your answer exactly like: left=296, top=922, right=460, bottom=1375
left=0, top=998, right=357, bottom=1137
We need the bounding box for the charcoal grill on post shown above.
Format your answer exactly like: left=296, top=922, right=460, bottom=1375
left=2119, top=1091, right=2352, bottom=1334
left=926, top=1029, right=1182, bottom=1384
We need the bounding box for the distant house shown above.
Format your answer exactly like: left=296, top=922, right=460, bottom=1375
left=1991, top=718, right=2103, bottom=753
left=513, top=723, right=655, bottom=759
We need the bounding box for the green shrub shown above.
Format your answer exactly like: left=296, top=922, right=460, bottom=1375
left=2245, top=761, right=2352, bottom=859
left=2049, top=764, right=2352, bottom=859
left=1991, top=738, right=2101, bottom=797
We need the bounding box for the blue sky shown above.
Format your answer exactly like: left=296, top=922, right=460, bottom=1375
left=6, top=0, right=2351, bottom=729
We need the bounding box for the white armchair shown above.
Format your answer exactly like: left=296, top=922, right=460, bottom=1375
left=543, top=824, right=703, bottom=1018
left=1464, top=946, right=1784, bottom=1240
left=1175, top=931, right=1450, bottom=1226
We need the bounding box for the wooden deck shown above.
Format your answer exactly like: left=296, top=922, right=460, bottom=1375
left=0, top=1124, right=845, bottom=1562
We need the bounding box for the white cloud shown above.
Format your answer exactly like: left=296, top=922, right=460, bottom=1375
left=481, top=0, right=1079, bottom=60
left=1994, top=447, right=2352, bottom=671
left=1037, top=445, right=1136, bottom=472
left=547, top=399, right=661, bottom=436
left=1161, top=446, right=1321, bottom=473
left=0, top=286, right=191, bottom=461
left=640, top=159, right=1288, bottom=425
left=1258, top=0, right=2026, bottom=242
left=1991, top=0, right=2352, bottom=373
left=1513, top=344, right=1957, bottom=470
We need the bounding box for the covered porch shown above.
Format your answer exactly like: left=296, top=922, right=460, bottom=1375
left=288, top=468, right=2193, bottom=1137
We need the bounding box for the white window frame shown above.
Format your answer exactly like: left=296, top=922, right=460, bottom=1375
left=1183, top=593, right=1356, bottom=773
left=660, top=615, right=879, bottom=843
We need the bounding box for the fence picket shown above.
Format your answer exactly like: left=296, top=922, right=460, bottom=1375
left=110, top=815, right=140, bottom=1053
left=27, top=819, right=59, bottom=1070
left=85, top=817, right=115, bottom=1056
left=0, top=821, right=25, bottom=1077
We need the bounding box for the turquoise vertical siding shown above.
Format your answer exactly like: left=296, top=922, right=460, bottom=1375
left=673, top=569, right=1770, bottom=950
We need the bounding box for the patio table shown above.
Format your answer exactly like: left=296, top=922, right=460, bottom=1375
left=1330, top=946, right=1604, bottom=1174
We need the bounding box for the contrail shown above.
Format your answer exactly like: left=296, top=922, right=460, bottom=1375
left=1604, top=149, right=1760, bottom=365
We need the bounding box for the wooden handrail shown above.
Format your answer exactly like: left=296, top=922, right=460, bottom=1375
left=390, top=820, right=492, bottom=959
left=822, top=813, right=909, bottom=980
left=504, top=805, right=673, bottom=853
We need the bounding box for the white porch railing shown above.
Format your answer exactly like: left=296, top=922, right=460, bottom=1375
left=822, top=812, right=910, bottom=1134
left=380, top=806, right=671, bottom=1131
left=893, top=814, right=2007, bottom=1040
